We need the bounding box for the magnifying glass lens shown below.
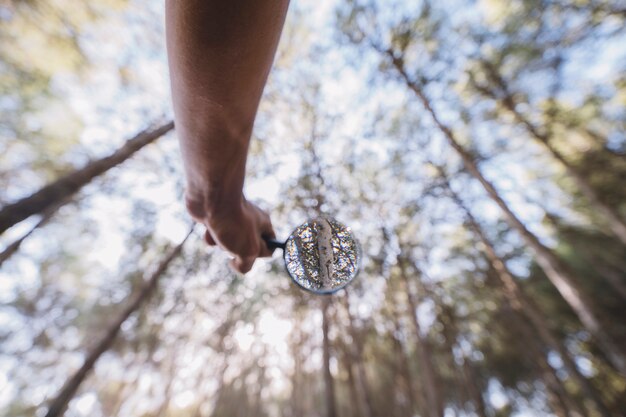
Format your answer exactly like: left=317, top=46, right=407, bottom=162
left=283, top=217, right=360, bottom=294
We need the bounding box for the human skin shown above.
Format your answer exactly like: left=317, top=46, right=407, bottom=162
left=165, top=0, right=290, bottom=273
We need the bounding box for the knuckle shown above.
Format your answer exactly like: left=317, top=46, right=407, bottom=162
left=184, top=196, right=206, bottom=221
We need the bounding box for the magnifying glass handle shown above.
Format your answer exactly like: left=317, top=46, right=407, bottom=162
left=263, top=236, right=286, bottom=251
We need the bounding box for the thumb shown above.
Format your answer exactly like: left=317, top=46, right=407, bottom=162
left=230, top=256, right=255, bottom=274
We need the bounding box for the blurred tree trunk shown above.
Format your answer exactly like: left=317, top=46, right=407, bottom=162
left=107, top=365, right=141, bottom=417
left=594, top=261, right=626, bottom=302
left=383, top=50, right=626, bottom=376
left=432, top=284, right=488, bottom=417
left=505, top=301, right=584, bottom=417
left=154, top=347, right=178, bottom=417
left=205, top=357, right=231, bottom=417
left=542, top=367, right=573, bottom=417
left=192, top=310, right=239, bottom=417
left=389, top=301, right=419, bottom=417
left=540, top=212, right=626, bottom=303
left=441, top=177, right=613, bottom=417
left=380, top=227, right=421, bottom=416
left=341, top=343, right=360, bottom=417
left=473, top=61, right=626, bottom=246
left=322, top=297, right=338, bottom=417
left=341, top=291, right=375, bottom=417
left=192, top=362, right=213, bottom=417
left=0, top=121, right=174, bottom=235
left=43, top=226, right=192, bottom=417
left=0, top=199, right=60, bottom=267
left=253, top=348, right=268, bottom=416
left=290, top=307, right=305, bottom=417
left=398, top=258, right=444, bottom=417
left=461, top=357, right=488, bottom=417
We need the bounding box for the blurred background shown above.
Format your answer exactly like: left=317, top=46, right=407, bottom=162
left=1, top=0, right=625, bottom=416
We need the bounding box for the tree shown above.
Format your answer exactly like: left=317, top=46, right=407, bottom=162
left=43, top=227, right=193, bottom=417
left=397, top=255, right=444, bottom=417
left=0, top=121, right=173, bottom=235
left=4, top=0, right=626, bottom=415
left=357, top=30, right=626, bottom=376
left=340, top=290, right=374, bottom=417
left=0, top=200, right=61, bottom=267
left=322, top=297, right=338, bottom=417
left=438, top=171, right=612, bottom=416
left=469, top=59, right=626, bottom=246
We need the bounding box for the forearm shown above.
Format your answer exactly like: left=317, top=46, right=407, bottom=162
left=165, top=0, right=289, bottom=213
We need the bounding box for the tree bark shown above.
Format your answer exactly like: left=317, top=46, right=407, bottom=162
left=390, top=301, right=419, bottom=417
left=419, top=281, right=472, bottom=416
left=154, top=346, right=178, bottom=417
left=398, top=259, right=444, bottom=417
left=0, top=121, right=174, bottom=235
left=107, top=364, right=142, bottom=417
left=43, top=226, right=192, bottom=417
left=322, top=297, right=338, bottom=417
left=543, top=371, right=572, bottom=417
left=253, top=350, right=268, bottom=417
left=476, top=62, right=626, bottom=246
left=0, top=200, right=60, bottom=267
left=461, top=358, right=488, bottom=417
left=512, top=304, right=583, bottom=417
left=342, top=290, right=375, bottom=417
left=595, top=262, right=626, bottom=302
left=442, top=178, right=612, bottom=417
left=342, top=346, right=361, bottom=417
left=385, top=51, right=626, bottom=376
left=317, top=218, right=335, bottom=291
left=290, top=308, right=305, bottom=417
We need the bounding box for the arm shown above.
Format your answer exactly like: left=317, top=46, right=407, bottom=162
left=165, top=0, right=290, bottom=273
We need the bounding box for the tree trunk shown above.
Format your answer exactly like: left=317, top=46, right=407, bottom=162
left=154, top=346, right=178, bottom=417
left=107, top=364, right=142, bottom=417
left=191, top=305, right=240, bottom=417
left=595, top=262, right=626, bottom=302
left=390, top=302, right=419, bottom=417
left=461, top=358, right=488, bottom=417
left=342, top=290, right=375, bottom=417
left=317, top=218, right=336, bottom=291
left=431, top=279, right=487, bottom=417
left=43, top=226, right=192, bottom=417
left=513, top=304, right=583, bottom=417
left=342, top=347, right=361, bottom=417
left=385, top=52, right=626, bottom=375
left=0, top=121, right=174, bottom=235
left=322, top=297, right=338, bottom=417
left=477, top=62, right=626, bottom=246
left=0, top=200, right=59, bottom=267
left=290, top=309, right=305, bottom=417
left=417, top=281, right=469, bottom=415
left=543, top=375, right=572, bottom=417
left=191, top=361, right=214, bottom=417
left=442, top=178, right=613, bottom=417
left=399, top=259, right=444, bottom=417
left=253, top=351, right=268, bottom=417
left=291, top=348, right=304, bottom=417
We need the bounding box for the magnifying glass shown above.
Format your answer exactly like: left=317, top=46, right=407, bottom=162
left=264, top=217, right=360, bottom=295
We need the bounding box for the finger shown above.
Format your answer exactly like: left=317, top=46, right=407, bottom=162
left=261, top=212, right=276, bottom=238
left=259, top=216, right=276, bottom=257
left=204, top=229, right=217, bottom=246
left=230, top=256, right=255, bottom=274
left=259, top=236, right=275, bottom=257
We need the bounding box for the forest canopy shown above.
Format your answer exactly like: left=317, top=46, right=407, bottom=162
left=0, top=0, right=625, bottom=416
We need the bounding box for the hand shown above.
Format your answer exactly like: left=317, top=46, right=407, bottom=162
left=186, top=194, right=276, bottom=273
